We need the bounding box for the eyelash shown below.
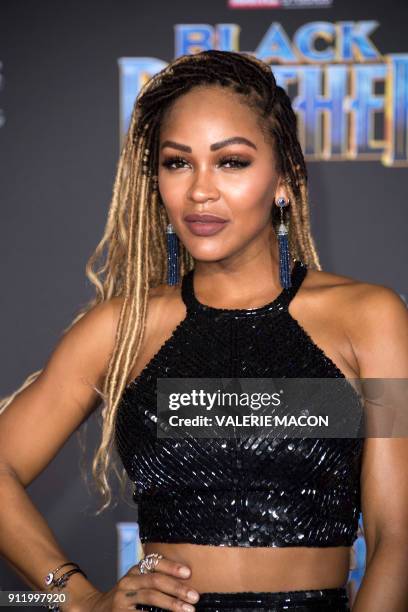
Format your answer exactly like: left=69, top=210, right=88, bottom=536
left=161, top=155, right=251, bottom=170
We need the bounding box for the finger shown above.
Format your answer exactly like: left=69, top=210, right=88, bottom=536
left=130, top=587, right=197, bottom=612
left=129, top=557, right=192, bottom=579
left=121, top=572, right=200, bottom=608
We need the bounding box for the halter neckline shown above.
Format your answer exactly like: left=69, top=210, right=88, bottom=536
left=181, top=259, right=307, bottom=317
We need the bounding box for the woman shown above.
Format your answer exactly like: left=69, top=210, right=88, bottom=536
left=0, top=50, right=407, bottom=612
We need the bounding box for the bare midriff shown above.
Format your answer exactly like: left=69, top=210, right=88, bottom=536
left=143, top=542, right=351, bottom=593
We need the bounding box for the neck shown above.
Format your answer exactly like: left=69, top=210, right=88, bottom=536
left=191, top=239, right=289, bottom=310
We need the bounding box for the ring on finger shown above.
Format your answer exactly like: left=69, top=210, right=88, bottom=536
left=137, top=552, right=163, bottom=574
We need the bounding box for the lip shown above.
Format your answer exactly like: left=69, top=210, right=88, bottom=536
left=184, top=213, right=228, bottom=223
left=184, top=219, right=229, bottom=236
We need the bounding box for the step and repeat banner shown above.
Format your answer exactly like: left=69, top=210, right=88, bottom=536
left=0, top=0, right=407, bottom=608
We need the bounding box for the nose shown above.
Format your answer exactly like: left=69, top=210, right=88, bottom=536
left=187, top=166, right=220, bottom=203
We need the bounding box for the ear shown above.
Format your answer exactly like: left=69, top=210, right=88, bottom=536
left=274, top=176, right=289, bottom=203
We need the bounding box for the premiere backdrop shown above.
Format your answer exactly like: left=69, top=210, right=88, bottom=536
left=1, top=0, right=407, bottom=607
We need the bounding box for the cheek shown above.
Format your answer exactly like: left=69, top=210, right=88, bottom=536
left=157, top=175, right=184, bottom=215
left=225, top=178, right=273, bottom=227
left=220, top=162, right=275, bottom=210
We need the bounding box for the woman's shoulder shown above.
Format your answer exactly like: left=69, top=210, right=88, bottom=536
left=305, top=265, right=405, bottom=310
left=80, top=286, right=182, bottom=366
left=304, top=265, right=407, bottom=344
left=146, top=282, right=185, bottom=321
left=107, top=283, right=182, bottom=314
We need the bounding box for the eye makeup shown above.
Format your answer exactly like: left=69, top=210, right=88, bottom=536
left=161, top=154, right=252, bottom=170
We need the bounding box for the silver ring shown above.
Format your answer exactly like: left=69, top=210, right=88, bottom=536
left=137, top=552, right=163, bottom=574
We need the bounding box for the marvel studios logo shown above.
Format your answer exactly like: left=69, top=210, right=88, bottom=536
left=229, top=0, right=333, bottom=8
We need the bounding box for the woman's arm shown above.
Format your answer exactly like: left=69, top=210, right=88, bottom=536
left=0, top=297, right=124, bottom=610
left=346, top=285, right=408, bottom=611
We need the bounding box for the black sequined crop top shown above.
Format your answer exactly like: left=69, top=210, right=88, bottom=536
left=115, top=260, right=364, bottom=547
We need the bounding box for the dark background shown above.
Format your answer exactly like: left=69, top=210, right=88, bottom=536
left=0, top=0, right=407, bottom=601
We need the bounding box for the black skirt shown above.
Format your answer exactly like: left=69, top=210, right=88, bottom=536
left=136, top=586, right=350, bottom=611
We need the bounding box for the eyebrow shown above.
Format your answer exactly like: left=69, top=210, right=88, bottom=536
left=160, top=136, right=257, bottom=153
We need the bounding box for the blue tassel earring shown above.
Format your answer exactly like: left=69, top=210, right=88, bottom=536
left=166, top=223, right=180, bottom=286
left=276, top=196, right=292, bottom=289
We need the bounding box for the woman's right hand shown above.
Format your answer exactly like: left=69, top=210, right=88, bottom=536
left=76, top=557, right=200, bottom=612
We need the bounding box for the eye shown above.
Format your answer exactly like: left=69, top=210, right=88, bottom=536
left=161, top=155, right=189, bottom=170
left=161, top=155, right=251, bottom=170
left=218, top=155, right=251, bottom=169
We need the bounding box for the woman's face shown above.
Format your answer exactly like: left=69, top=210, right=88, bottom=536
left=158, top=84, right=284, bottom=264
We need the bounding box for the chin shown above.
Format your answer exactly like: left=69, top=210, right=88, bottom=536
left=180, top=236, right=229, bottom=260
left=183, top=242, right=230, bottom=261
left=188, top=250, right=228, bottom=263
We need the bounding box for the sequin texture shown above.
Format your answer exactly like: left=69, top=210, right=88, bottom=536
left=136, top=587, right=350, bottom=611
left=115, top=260, right=364, bottom=547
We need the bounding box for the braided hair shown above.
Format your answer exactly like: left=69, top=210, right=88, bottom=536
left=0, top=50, right=321, bottom=513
